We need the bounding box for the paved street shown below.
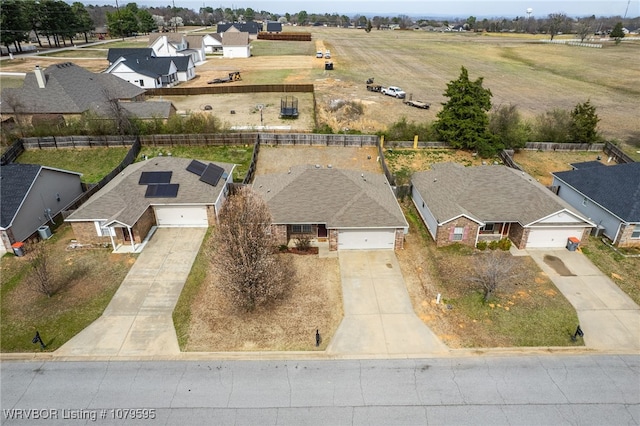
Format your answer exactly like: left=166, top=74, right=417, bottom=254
left=1, top=355, right=638, bottom=425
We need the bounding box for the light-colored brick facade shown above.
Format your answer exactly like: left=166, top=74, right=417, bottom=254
left=394, top=228, right=404, bottom=250
left=70, top=222, right=112, bottom=246
left=271, top=224, right=288, bottom=246
left=329, top=229, right=338, bottom=251
left=616, top=223, right=640, bottom=248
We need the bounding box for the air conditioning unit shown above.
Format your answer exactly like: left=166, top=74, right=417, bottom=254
left=591, top=225, right=605, bottom=237
left=38, top=225, right=52, bottom=240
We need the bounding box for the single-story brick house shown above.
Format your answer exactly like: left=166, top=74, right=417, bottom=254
left=412, top=163, right=594, bottom=249
left=252, top=166, right=408, bottom=250
left=552, top=162, right=640, bottom=247
left=1, top=163, right=83, bottom=253
left=65, top=157, right=234, bottom=251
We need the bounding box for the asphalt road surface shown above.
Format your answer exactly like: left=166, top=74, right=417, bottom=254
left=1, top=355, right=638, bottom=425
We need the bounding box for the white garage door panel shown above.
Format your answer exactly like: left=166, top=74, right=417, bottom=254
left=155, top=206, right=208, bottom=227
left=526, top=227, right=584, bottom=248
left=338, top=229, right=395, bottom=250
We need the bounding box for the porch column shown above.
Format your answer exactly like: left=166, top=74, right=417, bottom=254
left=127, top=226, right=135, bottom=251
left=108, top=231, right=116, bottom=251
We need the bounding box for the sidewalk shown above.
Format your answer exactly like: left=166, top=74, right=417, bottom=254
left=527, top=249, right=640, bottom=351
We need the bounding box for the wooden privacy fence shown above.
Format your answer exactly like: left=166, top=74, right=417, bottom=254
left=243, top=136, right=261, bottom=185
left=523, top=142, right=604, bottom=151
left=145, top=84, right=314, bottom=97
left=499, top=149, right=523, bottom=171
left=259, top=133, right=378, bottom=146
left=20, top=135, right=136, bottom=150
left=257, top=32, right=312, bottom=41
left=140, top=133, right=257, bottom=146
left=0, top=139, right=24, bottom=165
left=603, top=141, right=635, bottom=164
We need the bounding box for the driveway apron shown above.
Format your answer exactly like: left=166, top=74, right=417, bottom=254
left=328, top=250, right=448, bottom=356
left=56, top=228, right=206, bottom=357
left=528, top=249, right=640, bottom=351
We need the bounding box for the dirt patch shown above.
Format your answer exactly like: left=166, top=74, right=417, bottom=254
left=543, top=255, right=576, bottom=276
left=185, top=254, right=342, bottom=351
left=255, top=145, right=381, bottom=175
left=513, top=150, right=609, bottom=186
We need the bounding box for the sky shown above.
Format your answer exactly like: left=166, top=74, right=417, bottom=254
left=90, top=0, right=639, bottom=18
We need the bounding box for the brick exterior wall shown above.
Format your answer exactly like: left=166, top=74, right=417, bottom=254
left=1, top=228, right=16, bottom=252
left=394, top=228, right=404, bottom=250
left=508, top=223, right=529, bottom=249
left=616, top=223, right=640, bottom=248
left=329, top=229, right=338, bottom=251
left=70, top=222, right=111, bottom=245
left=271, top=224, right=288, bottom=246
left=206, top=205, right=217, bottom=225
left=435, top=217, right=479, bottom=248
left=132, top=207, right=156, bottom=244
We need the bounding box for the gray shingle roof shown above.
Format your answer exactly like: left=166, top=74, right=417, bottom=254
left=222, top=31, right=250, bottom=46
left=217, top=22, right=260, bottom=34
left=1, top=164, right=41, bottom=228
left=412, top=163, right=588, bottom=226
left=118, top=56, right=177, bottom=77
left=66, top=157, right=234, bottom=226
left=553, top=162, right=640, bottom=222
left=0, top=62, right=145, bottom=114
left=252, top=166, right=407, bottom=229
left=107, top=48, right=155, bottom=64
left=120, top=101, right=174, bottom=119
left=569, top=161, right=606, bottom=170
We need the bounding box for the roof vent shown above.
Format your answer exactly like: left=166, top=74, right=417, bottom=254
left=315, top=164, right=321, bottom=168
left=327, top=164, right=332, bottom=168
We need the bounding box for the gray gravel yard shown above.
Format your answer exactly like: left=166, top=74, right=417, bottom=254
left=255, top=146, right=382, bottom=175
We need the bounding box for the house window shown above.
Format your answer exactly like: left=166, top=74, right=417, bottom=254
left=292, top=224, right=312, bottom=234
left=139, top=80, right=144, bottom=87
left=481, top=223, right=495, bottom=233
left=632, top=225, right=640, bottom=239
left=452, top=227, right=464, bottom=241
left=95, top=221, right=115, bottom=237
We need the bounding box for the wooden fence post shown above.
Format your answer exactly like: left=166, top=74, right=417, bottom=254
left=413, top=135, right=418, bottom=149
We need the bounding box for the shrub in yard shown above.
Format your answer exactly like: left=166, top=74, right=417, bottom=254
left=498, top=238, right=512, bottom=251
left=295, top=236, right=312, bottom=251
left=488, top=240, right=499, bottom=250
left=476, top=241, right=488, bottom=250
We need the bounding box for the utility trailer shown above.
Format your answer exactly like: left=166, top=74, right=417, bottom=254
left=207, top=71, right=241, bottom=84
left=404, top=94, right=430, bottom=109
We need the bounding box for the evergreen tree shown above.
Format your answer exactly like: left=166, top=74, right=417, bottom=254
left=569, top=100, right=600, bottom=143
left=610, top=22, right=625, bottom=44
left=434, top=66, right=497, bottom=157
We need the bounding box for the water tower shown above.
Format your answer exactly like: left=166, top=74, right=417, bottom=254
left=526, top=8, right=533, bottom=19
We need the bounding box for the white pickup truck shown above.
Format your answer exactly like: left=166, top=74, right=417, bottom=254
left=381, top=86, right=406, bottom=99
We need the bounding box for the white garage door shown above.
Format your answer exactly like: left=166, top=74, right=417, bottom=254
left=338, top=229, right=396, bottom=250
left=526, top=227, right=584, bottom=248
left=154, top=206, right=208, bottom=227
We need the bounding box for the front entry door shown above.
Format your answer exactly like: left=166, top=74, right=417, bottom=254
left=122, top=227, right=132, bottom=242
left=318, top=224, right=328, bottom=238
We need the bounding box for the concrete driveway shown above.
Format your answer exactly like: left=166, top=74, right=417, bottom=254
left=528, top=249, right=640, bottom=351
left=328, top=250, right=448, bottom=356
left=56, top=227, right=206, bottom=357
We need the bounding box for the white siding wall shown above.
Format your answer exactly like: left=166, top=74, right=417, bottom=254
left=411, top=185, right=438, bottom=240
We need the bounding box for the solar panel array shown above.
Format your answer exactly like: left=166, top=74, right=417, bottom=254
left=139, top=171, right=172, bottom=185
left=145, top=184, right=179, bottom=198
left=199, top=163, right=224, bottom=187
left=186, top=160, right=226, bottom=187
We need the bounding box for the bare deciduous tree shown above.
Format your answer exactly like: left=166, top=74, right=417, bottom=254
left=546, top=12, right=569, bottom=40
left=210, top=187, right=295, bottom=311
left=468, top=251, right=518, bottom=302
left=26, top=241, right=58, bottom=297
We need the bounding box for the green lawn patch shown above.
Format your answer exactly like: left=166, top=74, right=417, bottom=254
left=16, top=147, right=129, bottom=183
left=40, top=49, right=107, bottom=58
left=580, top=237, right=640, bottom=306
left=251, top=40, right=315, bottom=56
left=400, top=201, right=581, bottom=348
left=172, top=228, right=212, bottom=350
left=139, top=145, right=253, bottom=182
left=1, top=225, right=136, bottom=352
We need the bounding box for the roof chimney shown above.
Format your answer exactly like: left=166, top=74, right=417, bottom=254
left=34, top=65, right=46, bottom=88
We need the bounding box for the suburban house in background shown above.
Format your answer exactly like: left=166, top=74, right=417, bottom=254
left=1, top=163, right=84, bottom=253
left=202, top=33, right=223, bottom=53
left=221, top=31, right=251, bottom=58
left=411, top=163, right=594, bottom=249
left=552, top=162, right=640, bottom=247
left=264, top=22, right=283, bottom=33
left=0, top=62, right=176, bottom=123
left=106, top=49, right=195, bottom=88
left=252, top=166, right=408, bottom=250
left=148, top=33, right=206, bottom=64
left=65, top=157, right=235, bottom=252
left=216, top=22, right=261, bottom=37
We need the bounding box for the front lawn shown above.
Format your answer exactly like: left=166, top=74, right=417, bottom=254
left=398, top=201, right=582, bottom=348
left=580, top=237, right=640, bottom=306
left=1, top=225, right=136, bottom=352
left=16, top=147, right=129, bottom=183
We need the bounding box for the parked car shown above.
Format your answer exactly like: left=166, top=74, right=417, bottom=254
left=316, top=51, right=323, bottom=58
